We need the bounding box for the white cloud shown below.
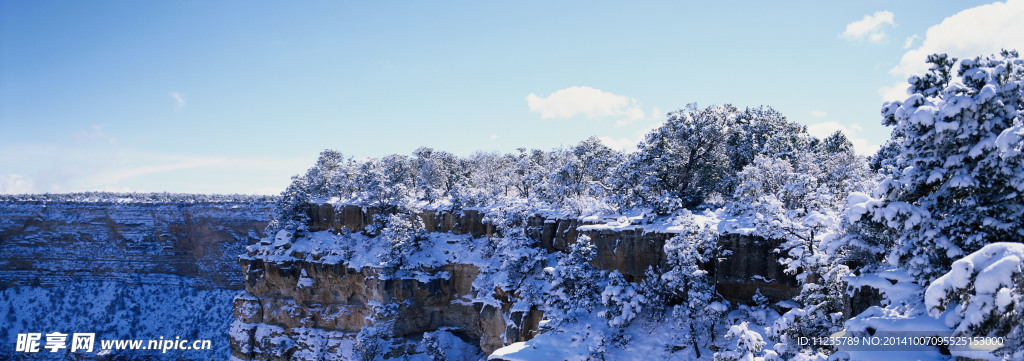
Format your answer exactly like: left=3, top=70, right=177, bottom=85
left=890, top=0, right=1024, bottom=78
left=598, top=136, right=639, bottom=152
left=878, top=81, right=910, bottom=102
left=806, top=121, right=880, bottom=155
left=598, top=122, right=662, bottom=153
left=810, top=110, right=828, bottom=117
left=841, top=11, right=895, bottom=43
left=170, top=92, right=186, bottom=111
left=903, top=34, right=920, bottom=49
left=526, top=86, right=647, bottom=124
left=0, top=173, right=35, bottom=194
left=490, top=134, right=499, bottom=139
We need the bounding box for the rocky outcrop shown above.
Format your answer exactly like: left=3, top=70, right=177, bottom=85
left=303, top=203, right=797, bottom=302
left=230, top=259, right=526, bottom=360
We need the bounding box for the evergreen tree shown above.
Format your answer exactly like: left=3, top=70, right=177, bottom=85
left=842, top=51, right=1024, bottom=283
left=662, top=217, right=725, bottom=358
left=546, top=235, right=602, bottom=322
left=615, top=104, right=738, bottom=212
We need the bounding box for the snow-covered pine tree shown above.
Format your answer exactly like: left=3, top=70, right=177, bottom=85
left=923, top=242, right=1024, bottom=360
left=546, top=235, right=602, bottom=323
left=661, top=217, right=726, bottom=358
left=599, top=270, right=645, bottom=329
left=376, top=213, right=429, bottom=270
left=843, top=51, right=1024, bottom=283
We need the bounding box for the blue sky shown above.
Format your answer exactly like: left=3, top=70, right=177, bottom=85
left=2, top=0, right=1023, bottom=194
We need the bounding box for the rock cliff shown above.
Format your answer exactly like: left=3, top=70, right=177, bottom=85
left=230, top=203, right=799, bottom=360
left=0, top=199, right=275, bottom=360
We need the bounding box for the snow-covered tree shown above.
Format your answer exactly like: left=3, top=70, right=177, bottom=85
left=714, top=322, right=768, bottom=361
left=505, top=148, right=548, bottom=200
left=413, top=147, right=465, bottom=202
left=544, top=137, right=622, bottom=210
left=615, top=104, right=738, bottom=212
left=725, top=106, right=810, bottom=190
left=375, top=213, right=429, bottom=270
left=303, top=149, right=354, bottom=199
left=842, top=51, right=1024, bottom=283
left=769, top=261, right=848, bottom=357
left=355, top=302, right=400, bottom=361
left=728, top=145, right=863, bottom=357
left=268, top=174, right=313, bottom=235
left=546, top=235, right=602, bottom=322
left=455, top=151, right=512, bottom=207
left=662, top=218, right=726, bottom=357
left=924, top=242, right=1024, bottom=359
left=637, top=266, right=670, bottom=322
left=356, top=154, right=418, bottom=216
left=599, top=270, right=645, bottom=329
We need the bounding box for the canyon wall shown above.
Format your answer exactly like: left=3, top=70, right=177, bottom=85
left=303, top=204, right=798, bottom=302
left=0, top=201, right=274, bottom=289
left=0, top=200, right=275, bottom=360
left=230, top=204, right=799, bottom=360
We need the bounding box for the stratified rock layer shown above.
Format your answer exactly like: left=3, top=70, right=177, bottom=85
left=231, top=204, right=799, bottom=360
left=0, top=201, right=274, bottom=289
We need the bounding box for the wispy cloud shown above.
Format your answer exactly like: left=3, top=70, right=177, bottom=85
left=170, top=92, right=186, bottom=111
left=0, top=173, right=35, bottom=195
left=810, top=110, right=828, bottom=118
left=74, top=124, right=115, bottom=145
left=903, top=34, right=920, bottom=49
left=841, top=10, right=895, bottom=43
left=526, top=86, right=647, bottom=125
left=82, top=156, right=227, bottom=188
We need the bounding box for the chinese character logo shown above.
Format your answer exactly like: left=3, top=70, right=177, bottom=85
left=15, top=333, right=41, bottom=353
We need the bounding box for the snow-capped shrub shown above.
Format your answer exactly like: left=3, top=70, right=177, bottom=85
left=638, top=266, right=670, bottom=321
left=714, top=322, right=767, bottom=361
left=355, top=302, right=400, bottom=361
left=375, top=213, right=429, bottom=270
left=599, top=271, right=645, bottom=329
left=420, top=331, right=445, bottom=361
left=769, top=263, right=848, bottom=356
left=546, top=235, right=602, bottom=322
left=924, top=242, right=1024, bottom=359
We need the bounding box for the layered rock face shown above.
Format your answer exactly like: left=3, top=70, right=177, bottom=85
left=0, top=200, right=274, bottom=360
left=304, top=204, right=796, bottom=302
left=0, top=201, right=274, bottom=289
left=230, top=260, right=518, bottom=360
left=231, top=204, right=798, bottom=360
